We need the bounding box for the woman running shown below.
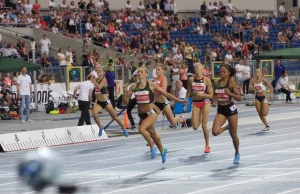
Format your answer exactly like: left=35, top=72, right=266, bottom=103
left=251, top=68, right=273, bottom=131
left=91, top=67, right=128, bottom=137
left=185, top=63, right=213, bottom=153
left=153, top=64, right=185, bottom=128
left=212, top=64, right=242, bottom=164
left=124, top=67, right=186, bottom=163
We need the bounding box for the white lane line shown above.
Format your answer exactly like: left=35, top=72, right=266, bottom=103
left=101, top=154, right=300, bottom=194
left=185, top=171, right=300, bottom=194
left=1, top=123, right=300, bottom=169
left=274, top=188, right=300, bottom=194
left=22, top=144, right=300, bottom=194
left=3, top=110, right=300, bottom=157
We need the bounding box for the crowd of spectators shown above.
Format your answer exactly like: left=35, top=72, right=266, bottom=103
left=0, top=0, right=299, bottom=105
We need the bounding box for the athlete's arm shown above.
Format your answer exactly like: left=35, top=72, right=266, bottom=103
left=123, top=84, right=135, bottom=105
left=73, top=85, right=80, bottom=98
left=161, top=76, right=168, bottom=92
left=262, top=78, right=273, bottom=100
left=91, top=77, right=106, bottom=90
left=195, top=77, right=214, bottom=99
left=150, top=82, right=186, bottom=103
left=185, top=76, right=193, bottom=100
left=226, top=78, right=242, bottom=101
left=211, top=80, right=218, bottom=107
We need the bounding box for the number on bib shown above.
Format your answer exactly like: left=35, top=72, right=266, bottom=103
left=230, top=104, right=237, bottom=112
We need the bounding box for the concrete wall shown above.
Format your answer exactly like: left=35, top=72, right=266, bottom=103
left=36, top=0, right=276, bottom=11
left=0, top=27, right=144, bottom=67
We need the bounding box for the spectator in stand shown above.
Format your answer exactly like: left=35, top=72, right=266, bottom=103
left=243, top=59, right=251, bottom=95
left=178, top=63, right=188, bottom=89
left=96, top=0, right=104, bottom=13
left=86, top=0, right=95, bottom=14
left=23, top=0, right=32, bottom=15
left=125, top=0, right=132, bottom=13
left=39, top=34, right=51, bottom=57
left=225, top=50, right=233, bottom=62
left=4, top=73, right=12, bottom=87
left=137, top=1, right=145, bottom=12
left=40, top=53, right=52, bottom=67
left=78, top=0, right=86, bottom=9
left=82, top=53, right=94, bottom=67
left=278, top=2, right=286, bottom=17
left=0, top=42, right=11, bottom=57
left=58, top=48, right=66, bottom=67
left=171, top=62, right=180, bottom=95
left=106, top=64, right=119, bottom=111
left=244, top=9, right=251, bottom=20
left=48, top=0, right=57, bottom=9
left=60, top=0, right=68, bottom=9
left=66, top=14, right=76, bottom=34
left=200, top=1, right=206, bottom=17
left=17, top=66, right=33, bottom=123
left=65, top=46, right=73, bottom=64
left=0, top=84, right=12, bottom=106
left=226, top=0, right=238, bottom=14
left=276, top=70, right=292, bottom=103
left=235, top=59, right=246, bottom=95
left=274, top=59, right=285, bottom=86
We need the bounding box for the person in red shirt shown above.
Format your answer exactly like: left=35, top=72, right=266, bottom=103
left=33, top=0, right=41, bottom=15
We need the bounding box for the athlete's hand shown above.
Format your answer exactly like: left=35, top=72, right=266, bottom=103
left=269, top=94, right=273, bottom=101
left=212, top=100, right=218, bottom=107
left=224, top=88, right=231, bottom=96
left=180, top=100, right=188, bottom=104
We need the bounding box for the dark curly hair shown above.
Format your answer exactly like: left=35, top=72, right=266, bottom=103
left=222, top=64, right=236, bottom=77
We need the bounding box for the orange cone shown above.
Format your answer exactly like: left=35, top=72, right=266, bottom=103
left=124, top=112, right=130, bottom=129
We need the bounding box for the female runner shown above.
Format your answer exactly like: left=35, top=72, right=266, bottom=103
left=251, top=69, right=273, bottom=131
left=91, top=67, right=128, bottom=137
left=185, top=63, right=213, bottom=153
left=212, top=64, right=242, bottom=164
left=124, top=67, right=186, bottom=163
left=154, top=63, right=185, bottom=127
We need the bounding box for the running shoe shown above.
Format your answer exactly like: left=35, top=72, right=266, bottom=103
left=161, top=148, right=168, bottom=163
left=233, top=153, right=240, bottom=164
left=204, top=146, right=211, bottom=153
left=123, top=129, right=129, bottom=137
left=262, top=126, right=270, bottom=131
left=169, top=125, right=177, bottom=128
left=151, top=147, right=157, bottom=159
left=131, top=125, right=136, bottom=130
left=98, top=127, right=104, bottom=137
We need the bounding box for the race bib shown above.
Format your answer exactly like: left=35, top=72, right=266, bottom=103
left=135, top=91, right=150, bottom=104
left=255, top=86, right=262, bottom=91
left=230, top=104, right=237, bottom=112
left=215, top=89, right=230, bottom=101
left=192, top=82, right=206, bottom=93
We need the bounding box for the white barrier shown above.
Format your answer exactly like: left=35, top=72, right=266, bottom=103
left=0, top=125, right=108, bottom=152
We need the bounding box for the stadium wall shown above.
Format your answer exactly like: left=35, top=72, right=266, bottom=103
left=38, top=0, right=277, bottom=11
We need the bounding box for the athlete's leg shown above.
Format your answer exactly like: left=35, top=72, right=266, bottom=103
left=192, top=106, right=201, bottom=130
left=139, top=113, right=158, bottom=150
left=92, top=103, right=103, bottom=128
left=255, top=99, right=269, bottom=127
left=212, top=114, right=227, bottom=136
left=228, top=114, right=240, bottom=164
left=163, top=105, right=182, bottom=125
left=105, top=104, right=128, bottom=137
left=201, top=103, right=210, bottom=147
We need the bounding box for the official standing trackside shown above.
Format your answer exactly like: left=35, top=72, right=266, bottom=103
left=73, top=78, right=95, bottom=126
left=17, top=66, right=34, bottom=123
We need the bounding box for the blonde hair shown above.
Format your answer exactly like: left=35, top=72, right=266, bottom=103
left=139, top=66, right=149, bottom=74
left=256, top=68, right=264, bottom=76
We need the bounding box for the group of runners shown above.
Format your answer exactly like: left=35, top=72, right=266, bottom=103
left=81, top=62, right=273, bottom=165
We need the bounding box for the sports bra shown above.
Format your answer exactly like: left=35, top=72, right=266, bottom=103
left=134, top=81, right=154, bottom=104
left=94, top=77, right=107, bottom=95
left=154, top=75, right=166, bottom=93
left=254, top=80, right=267, bottom=93
left=214, top=79, right=232, bottom=102
left=192, top=75, right=207, bottom=94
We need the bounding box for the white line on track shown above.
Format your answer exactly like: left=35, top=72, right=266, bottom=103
left=274, top=188, right=300, bottom=194
left=22, top=142, right=300, bottom=194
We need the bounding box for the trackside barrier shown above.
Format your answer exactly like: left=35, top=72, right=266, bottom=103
left=0, top=125, right=108, bottom=152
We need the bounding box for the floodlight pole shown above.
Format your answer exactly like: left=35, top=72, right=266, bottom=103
left=31, top=40, right=38, bottom=112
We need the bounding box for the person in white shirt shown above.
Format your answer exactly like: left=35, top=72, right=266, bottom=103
left=226, top=0, right=238, bottom=13
left=65, top=46, right=73, bottom=64
left=125, top=0, right=132, bottom=12
left=173, top=50, right=183, bottom=64
left=244, top=9, right=251, bottom=20
left=57, top=48, right=66, bottom=67
left=85, top=19, right=93, bottom=32
left=225, top=50, right=233, bottom=62
left=73, top=78, right=94, bottom=126
left=39, top=34, right=51, bottom=57
left=175, top=80, right=187, bottom=99
left=9, top=43, right=18, bottom=57
left=48, top=0, right=57, bottom=9
left=279, top=2, right=286, bottom=16
left=170, top=0, right=177, bottom=15
left=17, top=66, right=33, bottom=123
left=96, top=0, right=104, bottom=12
left=0, top=43, right=11, bottom=57
left=171, top=63, right=180, bottom=95
left=137, top=1, right=145, bottom=12
left=276, top=70, right=292, bottom=103
left=235, top=60, right=246, bottom=95
left=225, top=13, right=233, bottom=24
left=242, top=59, right=251, bottom=94
left=23, top=0, right=33, bottom=15
left=60, top=0, right=68, bottom=9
